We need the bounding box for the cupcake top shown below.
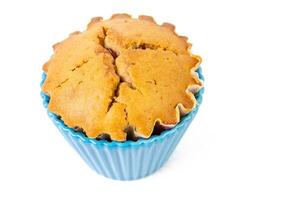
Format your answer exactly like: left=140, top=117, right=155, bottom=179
left=42, top=14, right=203, bottom=141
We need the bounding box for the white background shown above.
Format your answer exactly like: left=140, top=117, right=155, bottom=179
left=0, top=0, right=299, bottom=199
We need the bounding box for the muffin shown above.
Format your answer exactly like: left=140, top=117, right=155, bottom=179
left=41, top=14, right=204, bottom=180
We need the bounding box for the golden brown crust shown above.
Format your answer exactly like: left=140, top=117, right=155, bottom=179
left=138, top=15, right=156, bottom=23
left=115, top=49, right=201, bottom=137
left=100, top=16, right=189, bottom=55
left=42, top=14, right=203, bottom=141
left=48, top=54, right=128, bottom=141
left=110, top=13, right=131, bottom=19
left=42, top=22, right=107, bottom=96
left=161, top=22, right=175, bottom=31
left=87, top=17, right=103, bottom=29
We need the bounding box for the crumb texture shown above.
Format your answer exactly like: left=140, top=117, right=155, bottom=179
left=42, top=14, right=203, bottom=141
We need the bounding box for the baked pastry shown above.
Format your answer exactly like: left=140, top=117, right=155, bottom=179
left=42, top=14, right=203, bottom=141
left=41, top=14, right=204, bottom=180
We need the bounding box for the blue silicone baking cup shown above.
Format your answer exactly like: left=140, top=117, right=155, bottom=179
left=40, top=67, right=204, bottom=180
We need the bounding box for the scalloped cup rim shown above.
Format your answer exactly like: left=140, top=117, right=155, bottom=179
left=41, top=66, right=204, bottom=148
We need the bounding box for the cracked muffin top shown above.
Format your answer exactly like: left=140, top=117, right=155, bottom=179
left=42, top=14, right=203, bottom=141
